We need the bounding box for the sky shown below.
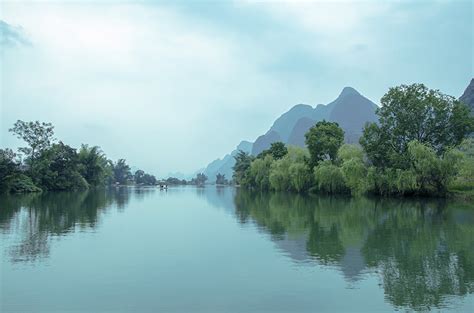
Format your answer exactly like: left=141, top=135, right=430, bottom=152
left=1, top=0, right=472, bottom=177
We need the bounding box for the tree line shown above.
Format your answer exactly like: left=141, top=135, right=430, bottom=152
left=0, top=120, right=159, bottom=193
left=232, top=83, right=474, bottom=197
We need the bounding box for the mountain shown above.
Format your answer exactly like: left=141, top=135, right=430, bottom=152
left=252, top=86, right=378, bottom=154
left=460, top=78, right=474, bottom=114
left=328, top=87, right=378, bottom=143
left=251, top=130, right=282, bottom=155
left=202, top=140, right=253, bottom=182
left=200, top=86, right=378, bottom=179
left=287, top=117, right=316, bottom=147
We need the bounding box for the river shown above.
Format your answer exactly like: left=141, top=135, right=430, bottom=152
left=1, top=187, right=473, bottom=312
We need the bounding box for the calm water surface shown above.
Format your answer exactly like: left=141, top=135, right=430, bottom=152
left=1, top=187, right=473, bottom=312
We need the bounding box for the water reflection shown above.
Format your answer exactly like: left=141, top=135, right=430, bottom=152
left=1, top=187, right=473, bottom=311
left=0, top=187, right=155, bottom=262
left=233, top=191, right=474, bottom=311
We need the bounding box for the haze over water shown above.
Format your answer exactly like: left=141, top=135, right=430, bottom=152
left=1, top=187, right=473, bottom=312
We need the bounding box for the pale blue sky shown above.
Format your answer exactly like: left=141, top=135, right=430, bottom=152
left=1, top=0, right=472, bottom=176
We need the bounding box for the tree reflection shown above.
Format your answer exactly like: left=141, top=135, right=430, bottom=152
left=234, top=190, right=474, bottom=311
left=0, top=187, right=137, bottom=262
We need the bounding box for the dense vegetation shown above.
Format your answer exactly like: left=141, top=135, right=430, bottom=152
left=1, top=120, right=159, bottom=193
left=233, top=84, right=474, bottom=197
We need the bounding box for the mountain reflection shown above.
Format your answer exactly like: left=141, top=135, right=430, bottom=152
left=233, top=190, right=474, bottom=311
left=0, top=187, right=146, bottom=262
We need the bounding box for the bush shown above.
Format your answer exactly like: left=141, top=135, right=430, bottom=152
left=8, top=174, right=42, bottom=193
left=313, top=161, right=348, bottom=194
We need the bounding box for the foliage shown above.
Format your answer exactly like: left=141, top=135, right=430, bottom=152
left=0, top=148, right=19, bottom=192
left=313, top=161, right=348, bottom=194
left=3, top=120, right=161, bottom=193
left=191, top=173, right=208, bottom=186
left=9, top=120, right=55, bottom=162
left=337, top=144, right=364, bottom=163
left=78, top=145, right=112, bottom=187
left=165, top=177, right=187, bottom=185
left=257, top=141, right=288, bottom=160
left=249, top=155, right=273, bottom=190
left=337, top=145, right=367, bottom=195
left=233, top=150, right=254, bottom=186
left=268, top=146, right=310, bottom=192
left=8, top=174, right=42, bottom=193
left=305, top=120, right=344, bottom=168
left=34, top=142, right=89, bottom=191
left=113, top=159, right=132, bottom=185
left=289, top=162, right=311, bottom=193
left=361, top=84, right=474, bottom=169
left=216, top=173, right=228, bottom=185
left=134, top=170, right=157, bottom=185
left=407, top=140, right=462, bottom=194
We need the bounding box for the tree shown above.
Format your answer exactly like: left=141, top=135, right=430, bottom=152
left=313, top=160, right=348, bottom=194
left=0, top=149, right=19, bottom=192
left=193, top=173, right=208, bottom=186
left=305, top=120, right=345, bottom=168
left=269, top=156, right=292, bottom=191
left=289, top=162, right=311, bottom=193
left=407, top=140, right=462, bottom=194
left=9, top=120, right=55, bottom=163
left=337, top=145, right=368, bottom=195
left=134, top=170, right=145, bottom=184
left=361, top=84, right=474, bottom=169
left=113, top=159, right=132, bottom=185
left=249, top=155, right=273, bottom=190
left=34, top=142, right=88, bottom=191
left=233, top=150, right=254, bottom=186
left=142, top=173, right=157, bottom=185
left=216, top=173, right=228, bottom=185
left=77, top=145, right=111, bottom=187
left=257, top=142, right=288, bottom=160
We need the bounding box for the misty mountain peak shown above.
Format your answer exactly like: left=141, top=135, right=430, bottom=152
left=339, top=86, right=360, bottom=98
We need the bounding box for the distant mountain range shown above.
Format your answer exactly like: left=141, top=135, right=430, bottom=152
left=202, top=86, right=378, bottom=181
left=200, top=80, right=473, bottom=183
left=460, top=78, right=474, bottom=114
left=252, top=87, right=378, bottom=155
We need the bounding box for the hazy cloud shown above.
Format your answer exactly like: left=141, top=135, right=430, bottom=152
left=0, top=20, right=30, bottom=47
left=1, top=1, right=472, bottom=176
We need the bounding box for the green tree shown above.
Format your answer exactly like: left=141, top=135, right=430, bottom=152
left=289, top=162, right=311, bottom=193
left=257, top=141, right=288, bottom=160
left=0, top=149, right=19, bottom=192
left=313, top=160, right=348, bottom=194
left=407, top=140, right=462, bottom=194
left=193, top=173, right=208, bottom=186
left=268, top=146, right=310, bottom=192
left=9, top=120, right=55, bottom=164
left=35, top=142, right=88, bottom=191
left=142, top=173, right=157, bottom=185
left=77, top=145, right=111, bottom=187
left=305, top=120, right=344, bottom=168
left=249, top=155, right=273, bottom=190
left=233, top=150, right=254, bottom=186
left=113, top=159, right=132, bottom=185
left=361, top=84, right=474, bottom=169
left=216, top=173, right=228, bottom=185
left=134, top=170, right=145, bottom=184
left=337, top=145, right=367, bottom=195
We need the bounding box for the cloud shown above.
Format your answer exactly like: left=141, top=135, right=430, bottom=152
left=1, top=1, right=471, bottom=175
left=0, top=2, right=292, bottom=175
left=0, top=20, right=31, bottom=47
